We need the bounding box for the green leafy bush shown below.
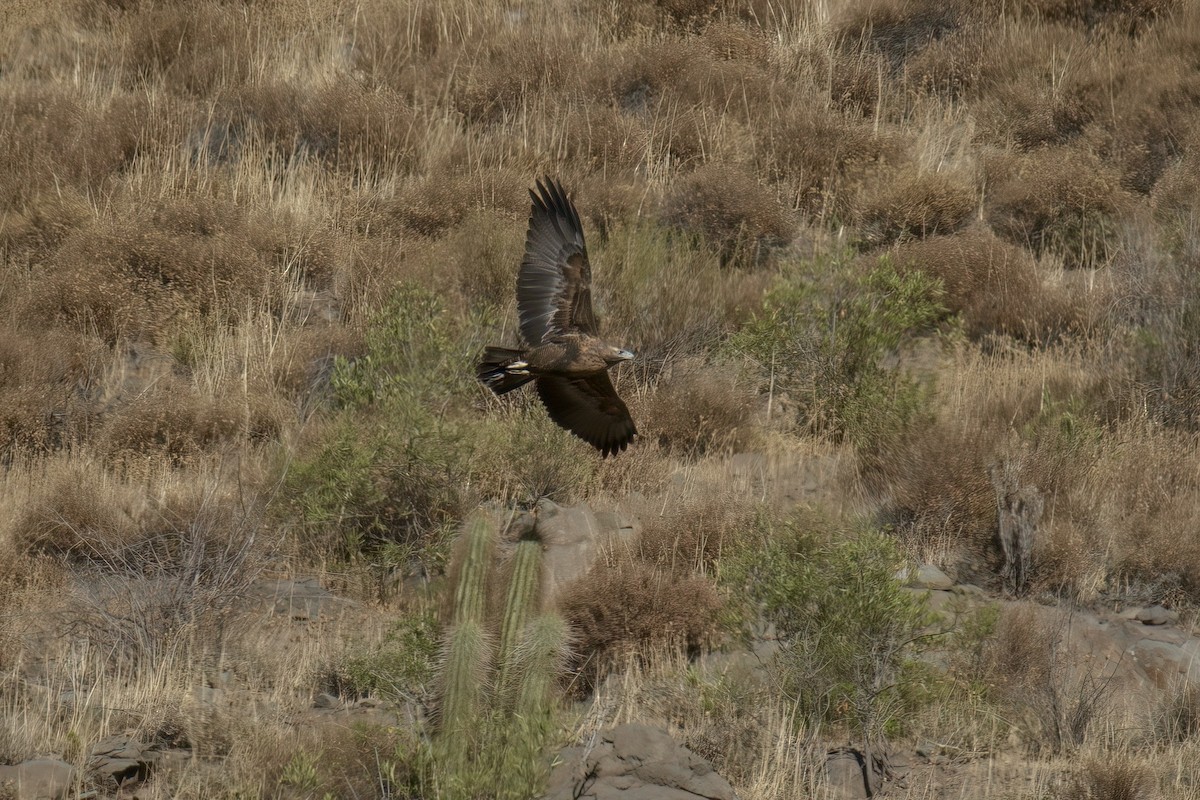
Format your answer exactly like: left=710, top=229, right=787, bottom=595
left=728, top=258, right=947, bottom=463
left=724, top=512, right=935, bottom=743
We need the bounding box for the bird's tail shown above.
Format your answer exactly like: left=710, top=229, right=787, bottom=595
left=477, top=346, right=535, bottom=395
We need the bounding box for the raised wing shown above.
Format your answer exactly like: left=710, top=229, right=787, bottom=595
left=517, top=177, right=599, bottom=344
left=535, top=373, right=636, bottom=457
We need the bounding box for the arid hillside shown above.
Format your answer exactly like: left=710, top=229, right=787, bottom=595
left=3, top=0, right=1200, bottom=797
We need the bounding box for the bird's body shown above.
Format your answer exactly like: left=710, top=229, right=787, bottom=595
left=477, top=178, right=637, bottom=457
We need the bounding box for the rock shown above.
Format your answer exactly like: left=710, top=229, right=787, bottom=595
left=951, top=583, right=987, bottom=598
left=545, top=724, right=738, bottom=800
left=313, top=692, right=340, bottom=709
left=1136, top=605, right=1172, bottom=626
left=535, top=500, right=637, bottom=604
left=0, top=758, right=75, bottom=800
left=1133, top=640, right=1200, bottom=688
left=248, top=577, right=356, bottom=621
left=826, top=750, right=868, bottom=800
left=910, top=565, right=954, bottom=591
left=87, top=735, right=159, bottom=789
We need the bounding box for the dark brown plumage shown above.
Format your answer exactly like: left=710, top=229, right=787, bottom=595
left=477, top=178, right=637, bottom=457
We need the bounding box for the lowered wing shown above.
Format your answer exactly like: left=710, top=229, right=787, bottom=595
left=535, top=372, right=636, bottom=457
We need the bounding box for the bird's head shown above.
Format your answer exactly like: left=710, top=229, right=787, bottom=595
left=605, top=345, right=636, bottom=365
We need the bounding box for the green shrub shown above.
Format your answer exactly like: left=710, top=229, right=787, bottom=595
left=727, top=258, right=947, bottom=464
left=338, top=610, right=441, bottom=703
left=724, top=512, right=935, bottom=743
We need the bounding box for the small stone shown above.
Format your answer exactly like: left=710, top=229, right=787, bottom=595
left=910, top=565, right=954, bottom=591
left=1136, top=605, right=1172, bottom=626
left=826, top=751, right=868, bottom=800
left=313, top=692, right=340, bottom=709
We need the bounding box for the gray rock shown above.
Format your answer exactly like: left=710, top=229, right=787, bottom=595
left=1136, top=605, right=1172, bottom=626
left=911, top=565, right=954, bottom=591
left=248, top=577, right=356, bottom=621
left=87, top=735, right=159, bottom=789
left=535, top=500, right=636, bottom=604
left=545, top=724, right=738, bottom=800
left=313, top=692, right=340, bottom=709
left=951, top=583, right=987, bottom=598
left=825, top=751, right=868, bottom=800
left=0, top=758, right=75, bottom=800
left=1133, top=639, right=1200, bottom=688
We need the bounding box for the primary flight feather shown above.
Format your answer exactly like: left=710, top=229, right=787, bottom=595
left=477, top=177, right=637, bottom=457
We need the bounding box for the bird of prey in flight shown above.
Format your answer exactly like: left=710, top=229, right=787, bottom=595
left=477, top=177, right=637, bottom=456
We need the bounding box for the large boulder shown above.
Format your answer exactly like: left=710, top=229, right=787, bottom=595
left=0, top=758, right=75, bottom=800
left=526, top=500, right=637, bottom=604
left=545, top=723, right=738, bottom=800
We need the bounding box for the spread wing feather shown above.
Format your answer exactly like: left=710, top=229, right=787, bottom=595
left=517, top=177, right=599, bottom=344
left=535, top=373, right=636, bottom=457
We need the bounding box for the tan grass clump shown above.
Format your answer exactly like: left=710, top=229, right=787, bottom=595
left=986, top=146, right=1132, bottom=268
left=663, top=164, right=792, bottom=267
left=637, top=358, right=759, bottom=456
left=634, top=484, right=756, bottom=572
left=1061, top=754, right=1154, bottom=800
left=853, top=166, right=977, bottom=247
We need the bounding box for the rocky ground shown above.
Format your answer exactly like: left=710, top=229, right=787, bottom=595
left=5, top=450, right=1198, bottom=800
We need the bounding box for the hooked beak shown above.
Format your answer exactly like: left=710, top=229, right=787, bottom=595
left=617, top=349, right=635, bottom=361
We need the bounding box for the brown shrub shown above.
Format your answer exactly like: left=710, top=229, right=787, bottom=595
left=663, top=164, right=792, bottom=267
left=986, top=146, right=1132, bottom=268
left=853, top=167, right=976, bottom=247
left=832, top=0, right=980, bottom=73
left=449, top=25, right=583, bottom=124
left=121, top=4, right=256, bottom=95
left=755, top=104, right=897, bottom=218
left=96, top=377, right=262, bottom=466
left=635, top=485, right=756, bottom=572
left=556, top=103, right=651, bottom=173
left=982, top=605, right=1116, bottom=751
left=888, top=226, right=1043, bottom=339
left=594, top=222, right=769, bottom=360
left=558, top=559, right=722, bottom=685
left=23, top=196, right=305, bottom=343
left=638, top=358, right=758, bottom=456
left=1008, top=0, right=1179, bottom=32
left=0, top=327, right=103, bottom=458
left=0, top=88, right=144, bottom=209
left=599, top=34, right=774, bottom=123
left=968, top=24, right=1096, bottom=148
left=10, top=463, right=140, bottom=560
left=575, top=174, right=654, bottom=240
left=234, top=81, right=417, bottom=177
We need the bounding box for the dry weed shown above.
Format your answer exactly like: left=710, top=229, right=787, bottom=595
left=853, top=166, right=977, bottom=247
left=987, top=146, right=1132, bottom=269
left=559, top=559, right=722, bottom=688
left=638, top=358, right=759, bottom=456
left=663, top=163, right=792, bottom=267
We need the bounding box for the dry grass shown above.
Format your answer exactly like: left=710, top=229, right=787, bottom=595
left=3, top=0, right=1200, bottom=795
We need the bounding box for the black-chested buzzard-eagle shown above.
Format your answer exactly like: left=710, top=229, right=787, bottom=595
left=477, top=177, right=637, bottom=457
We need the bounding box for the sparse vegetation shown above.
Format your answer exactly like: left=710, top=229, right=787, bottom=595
left=5, top=0, right=1200, bottom=796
